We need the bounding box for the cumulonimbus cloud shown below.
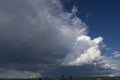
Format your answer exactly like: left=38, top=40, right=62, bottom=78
left=0, top=0, right=119, bottom=77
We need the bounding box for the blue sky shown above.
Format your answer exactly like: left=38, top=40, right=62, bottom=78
left=62, top=0, right=120, bottom=52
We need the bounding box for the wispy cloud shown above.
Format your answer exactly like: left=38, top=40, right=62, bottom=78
left=113, top=51, right=120, bottom=58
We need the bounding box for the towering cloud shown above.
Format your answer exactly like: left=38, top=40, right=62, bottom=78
left=0, top=0, right=118, bottom=77
left=62, top=36, right=104, bottom=65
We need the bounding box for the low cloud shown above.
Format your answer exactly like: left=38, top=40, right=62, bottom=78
left=0, top=68, right=41, bottom=79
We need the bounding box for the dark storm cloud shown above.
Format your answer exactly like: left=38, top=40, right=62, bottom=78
left=0, top=0, right=69, bottom=65
left=0, top=0, right=86, bottom=67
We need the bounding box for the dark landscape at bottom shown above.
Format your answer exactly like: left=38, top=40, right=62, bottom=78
left=1, top=76, right=120, bottom=80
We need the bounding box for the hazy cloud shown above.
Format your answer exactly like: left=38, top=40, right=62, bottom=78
left=0, top=68, right=41, bottom=79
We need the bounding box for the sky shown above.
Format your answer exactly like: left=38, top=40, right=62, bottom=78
left=0, top=0, right=120, bottom=78
left=62, top=0, right=120, bottom=52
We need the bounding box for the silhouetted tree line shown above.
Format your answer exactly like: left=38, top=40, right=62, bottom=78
left=58, top=75, right=120, bottom=80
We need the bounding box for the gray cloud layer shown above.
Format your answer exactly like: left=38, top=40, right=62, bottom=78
left=0, top=0, right=119, bottom=77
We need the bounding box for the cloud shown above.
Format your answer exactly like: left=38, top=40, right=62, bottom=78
left=113, top=51, right=120, bottom=58
left=62, top=36, right=104, bottom=66
left=0, top=0, right=87, bottom=66
left=60, top=34, right=117, bottom=71
left=0, top=68, right=41, bottom=79
left=0, top=0, right=118, bottom=77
